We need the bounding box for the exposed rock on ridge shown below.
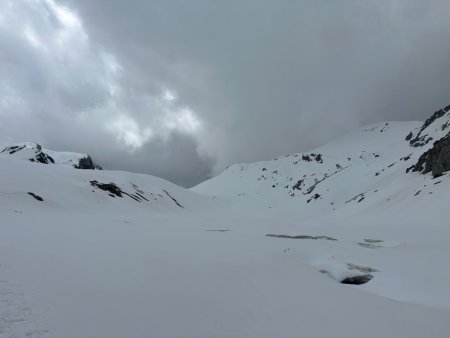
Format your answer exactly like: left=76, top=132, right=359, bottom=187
left=75, top=155, right=102, bottom=170
left=406, top=105, right=450, bottom=147
left=410, top=133, right=450, bottom=177
left=1, top=142, right=102, bottom=170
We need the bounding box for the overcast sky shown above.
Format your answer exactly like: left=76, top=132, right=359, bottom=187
left=1, top=0, right=450, bottom=187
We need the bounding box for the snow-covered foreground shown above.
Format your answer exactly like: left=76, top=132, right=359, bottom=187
left=2, top=203, right=450, bottom=338
left=0, top=164, right=449, bottom=338
left=2, top=109, right=450, bottom=337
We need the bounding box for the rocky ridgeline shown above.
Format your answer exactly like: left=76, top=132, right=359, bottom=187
left=1, top=142, right=102, bottom=170
left=407, top=104, right=450, bottom=177
left=405, top=104, right=450, bottom=148
left=410, top=133, right=450, bottom=177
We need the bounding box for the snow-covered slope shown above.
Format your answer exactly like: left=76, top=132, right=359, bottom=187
left=190, top=105, right=450, bottom=311
left=2, top=106, right=450, bottom=338
left=193, top=105, right=450, bottom=218
left=0, top=152, right=216, bottom=215
left=193, top=121, right=419, bottom=214
left=0, top=141, right=102, bottom=169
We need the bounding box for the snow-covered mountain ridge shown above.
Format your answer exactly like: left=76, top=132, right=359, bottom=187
left=0, top=152, right=214, bottom=214
left=193, top=104, right=450, bottom=217
left=0, top=141, right=102, bottom=170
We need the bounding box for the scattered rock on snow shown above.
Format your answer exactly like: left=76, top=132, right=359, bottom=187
left=27, top=192, right=43, bottom=201
left=90, top=180, right=123, bottom=197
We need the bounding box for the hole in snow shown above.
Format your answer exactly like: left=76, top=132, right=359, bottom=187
left=340, top=274, right=373, bottom=285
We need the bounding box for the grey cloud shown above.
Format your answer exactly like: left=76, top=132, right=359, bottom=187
left=96, top=131, right=215, bottom=188
left=0, top=0, right=212, bottom=187
left=70, top=0, right=450, bottom=160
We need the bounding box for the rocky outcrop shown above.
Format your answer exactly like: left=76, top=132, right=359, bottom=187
left=32, top=151, right=55, bottom=164
left=409, top=132, right=450, bottom=177
left=90, top=180, right=124, bottom=197
left=406, top=105, right=450, bottom=147
left=75, top=156, right=102, bottom=170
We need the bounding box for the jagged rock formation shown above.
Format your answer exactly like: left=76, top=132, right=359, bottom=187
left=410, top=133, right=450, bottom=177
left=406, top=105, right=450, bottom=147
left=75, top=155, right=102, bottom=170
left=403, top=104, right=450, bottom=177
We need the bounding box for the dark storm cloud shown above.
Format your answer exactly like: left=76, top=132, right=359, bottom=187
left=2, top=0, right=450, bottom=186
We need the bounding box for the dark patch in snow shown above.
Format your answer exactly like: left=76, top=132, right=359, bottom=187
left=345, top=193, right=365, bottom=204
left=292, top=179, right=304, bottom=191
left=27, top=192, right=43, bottom=201
left=400, top=154, right=412, bottom=161
left=266, top=234, right=337, bottom=241
left=307, top=194, right=321, bottom=203
left=90, top=180, right=123, bottom=197
left=90, top=180, right=150, bottom=203
left=302, top=153, right=323, bottom=163
left=2, top=145, right=26, bottom=154
left=405, top=132, right=414, bottom=141
left=341, top=274, right=373, bottom=285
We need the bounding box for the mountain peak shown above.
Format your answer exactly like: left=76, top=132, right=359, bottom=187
left=0, top=142, right=102, bottom=170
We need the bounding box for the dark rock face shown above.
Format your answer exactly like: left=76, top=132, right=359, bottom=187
left=410, top=133, right=450, bottom=177
left=407, top=105, right=450, bottom=147
left=75, top=156, right=102, bottom=170
left=34, top=152, right=55, bottom=164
